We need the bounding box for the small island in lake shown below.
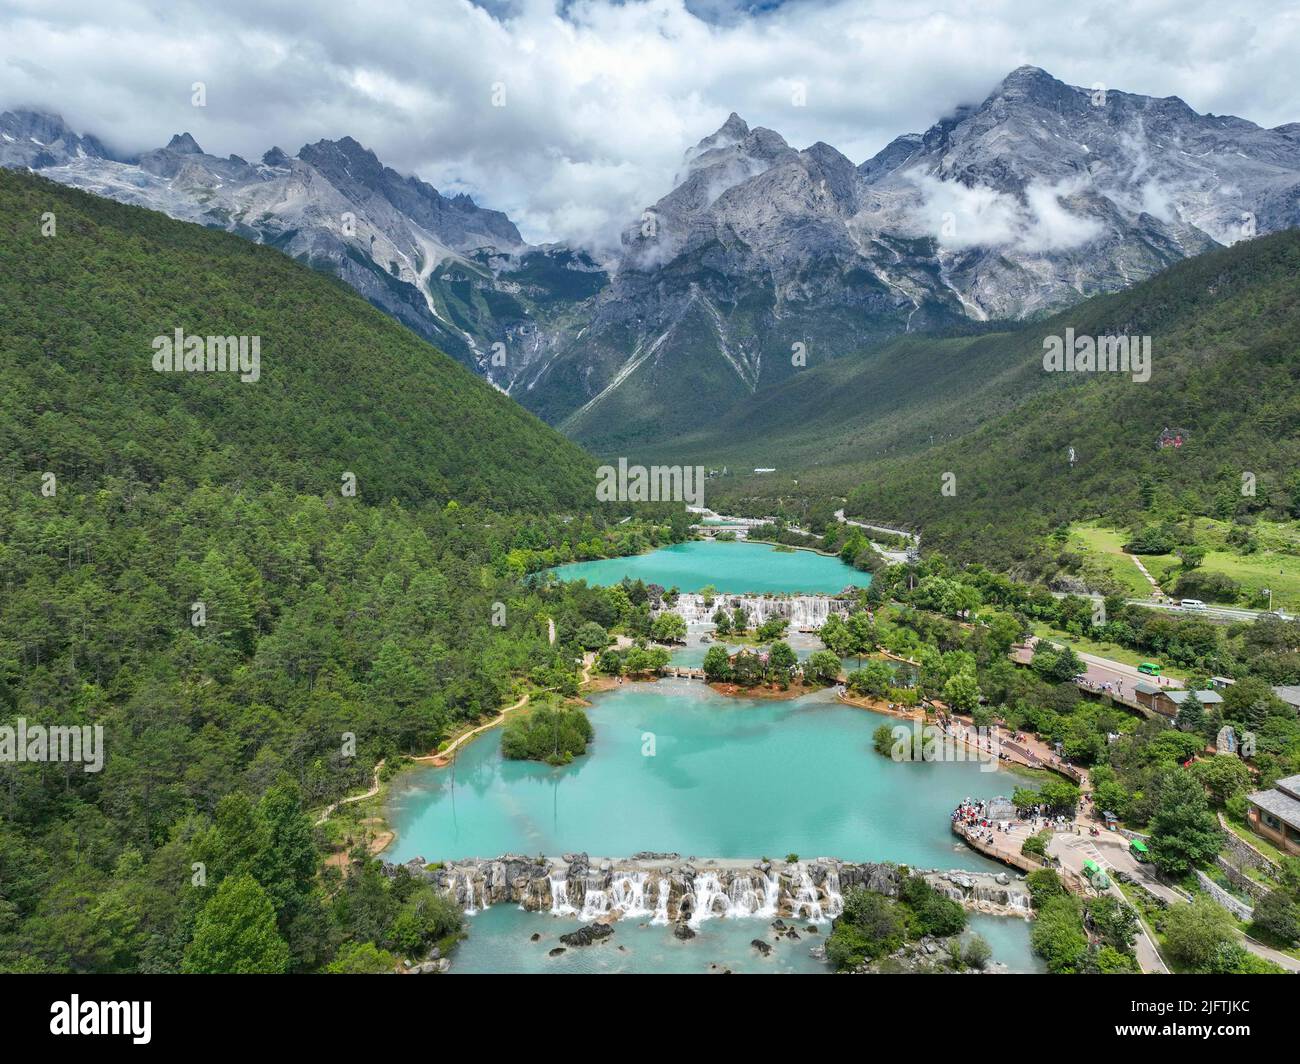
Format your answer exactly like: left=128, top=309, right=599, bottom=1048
left=501, top=703, right=594, bottom=765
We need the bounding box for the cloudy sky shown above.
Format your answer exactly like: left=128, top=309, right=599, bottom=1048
left=2, top=0, right=1298, bottom=250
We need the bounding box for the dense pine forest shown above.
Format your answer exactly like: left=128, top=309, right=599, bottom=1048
left=0, top=171, right=685, bottom=972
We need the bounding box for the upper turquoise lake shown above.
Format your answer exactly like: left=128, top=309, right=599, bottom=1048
left=546, top=540, right=865, bottom=594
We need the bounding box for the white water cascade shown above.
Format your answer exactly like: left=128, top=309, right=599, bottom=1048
left=756, top=871, right=781, bottom=918
left=726, top=875, right=760, bottom=917
left=687, top=872, right=732, bottom=927
left=824, top=869, right=844, bottom=918
left=548, top=874, right=577, bottom=916
left=651, top=879, right=671, bottom=925
left=579, top=876, right=610, bottom=920
left=609, top=873, right=650, bottom=918
left=666, top=594, right=846, bottom=630
left=462, top=874, right=478, bottom=916
left=789, top=867, right=825, bottom=922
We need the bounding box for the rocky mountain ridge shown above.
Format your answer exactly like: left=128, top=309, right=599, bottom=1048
left=8, top=66, right=1299, bottom=450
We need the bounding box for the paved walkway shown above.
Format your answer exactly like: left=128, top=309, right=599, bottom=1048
left=1129, top=554, right=1164, bottom=599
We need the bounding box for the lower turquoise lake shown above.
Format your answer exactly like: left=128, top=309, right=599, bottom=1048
left=386, top=682, right=1011, bottom=869
left=395, top=539, right=1036, bottom=973
left=545, top=539, right=865, bottom=594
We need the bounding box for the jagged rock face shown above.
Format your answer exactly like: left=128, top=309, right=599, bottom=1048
left=296, top=136, right=525, bottom=253
left=529, top=68, right=1300, bottom=448
left=0, top=110, right=112, bottom=169
left=519, top=114, right=958, bottom=445
left=0, top=114, right=606, bottom=384
left=853, top=65, right=1300, bottom=322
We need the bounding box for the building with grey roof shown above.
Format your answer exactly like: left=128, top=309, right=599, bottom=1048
left=1247, top=774, right=1300, bottom=855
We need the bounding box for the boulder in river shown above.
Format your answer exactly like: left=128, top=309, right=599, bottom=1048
left=559, top=923, right=614, bottom=947
left=751, top=939, right=772, bottom=955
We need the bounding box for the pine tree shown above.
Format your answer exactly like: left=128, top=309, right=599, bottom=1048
left=182, top=874, right=290, bottom=974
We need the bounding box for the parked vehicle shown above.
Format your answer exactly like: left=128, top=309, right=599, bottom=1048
left=1179, top=598, right=1206, bottom=611
left=1137, top=662, right=1162, bottom=676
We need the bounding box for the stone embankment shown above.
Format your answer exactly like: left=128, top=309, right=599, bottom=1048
left=384, top=853, right=1032, bottom=926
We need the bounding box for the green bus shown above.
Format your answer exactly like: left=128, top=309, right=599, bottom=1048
left=1137, top=662, right=1162, bottom=676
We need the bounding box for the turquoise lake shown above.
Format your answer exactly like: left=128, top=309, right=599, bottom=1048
left=393, top=537, right=1036, bottom=974
left=386, top=682, right=1009, bottom=869
left=546, top=539, right=865, bottom=594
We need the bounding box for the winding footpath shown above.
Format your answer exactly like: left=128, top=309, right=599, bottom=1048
left=314, top=654, right=598, bottom=827
left=313, top=693, right=532, bottom=827
left=314, top=759, right=387, bottom=827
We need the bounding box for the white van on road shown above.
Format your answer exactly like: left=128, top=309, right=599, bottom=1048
left=1179, top=598, right=1207, bottom=611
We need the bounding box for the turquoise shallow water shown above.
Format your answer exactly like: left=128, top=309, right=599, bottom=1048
left=449, top=904, right=831, bottom=974
left=546, top=540, right=865, bottom=594
left=402, top=545, right=1035, bottom=974
left=447, top=906, right=1041, bottom=974
left=387, top=682, right=1009, bottom=871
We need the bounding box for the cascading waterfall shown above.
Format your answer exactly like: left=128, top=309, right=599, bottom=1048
left=824, top=869, right=844, bottom=918
left=432, top=860, right=1020, bottom=928
left=665, top=594, right=845, bottom=630
left=548, top=874, right=577, bottom=916
left=789, top=867, right=825, bottom=922
left=579, top=875, right=611, bottom=920
left=756, top=871, right=781, bottom=918
left=726, top=875, right=759, bottom=918
left=579, top=890, right=609, bottom=919
left=688, top=872, right=731, bottom=927
left=610, top=873, right=650, bottom=918
left=651, top=879, right=671, bottom=925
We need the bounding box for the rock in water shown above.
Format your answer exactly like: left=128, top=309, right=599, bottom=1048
left=751, top=939, right=772, bottom=955
left=549, top=947, right=566, bottom=958
left=559, top=923, right=614, bottom=947
left=673, top=921, right=696, bottom=941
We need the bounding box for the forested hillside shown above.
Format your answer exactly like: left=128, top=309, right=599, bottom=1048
left=841, top=229, right=1300, bottom=573
left=0, top=171, right=675, bottom=972
left=690, top=230, right=1300, bottom=576
left=0, top=170, right=594, bottom=509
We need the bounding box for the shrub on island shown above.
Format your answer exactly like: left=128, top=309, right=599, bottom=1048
left=501, top=705, right=594, bottom=765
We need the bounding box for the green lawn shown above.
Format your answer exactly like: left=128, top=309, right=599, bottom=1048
left=1067, top=523, right=1166, bottom=598
left=1069, top=519, right=1300, bottom=609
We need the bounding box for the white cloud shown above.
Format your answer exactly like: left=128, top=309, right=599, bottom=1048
left=2, top=0, right=1298, bottom=251
left=909, top=173, right=1104, bottom=253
